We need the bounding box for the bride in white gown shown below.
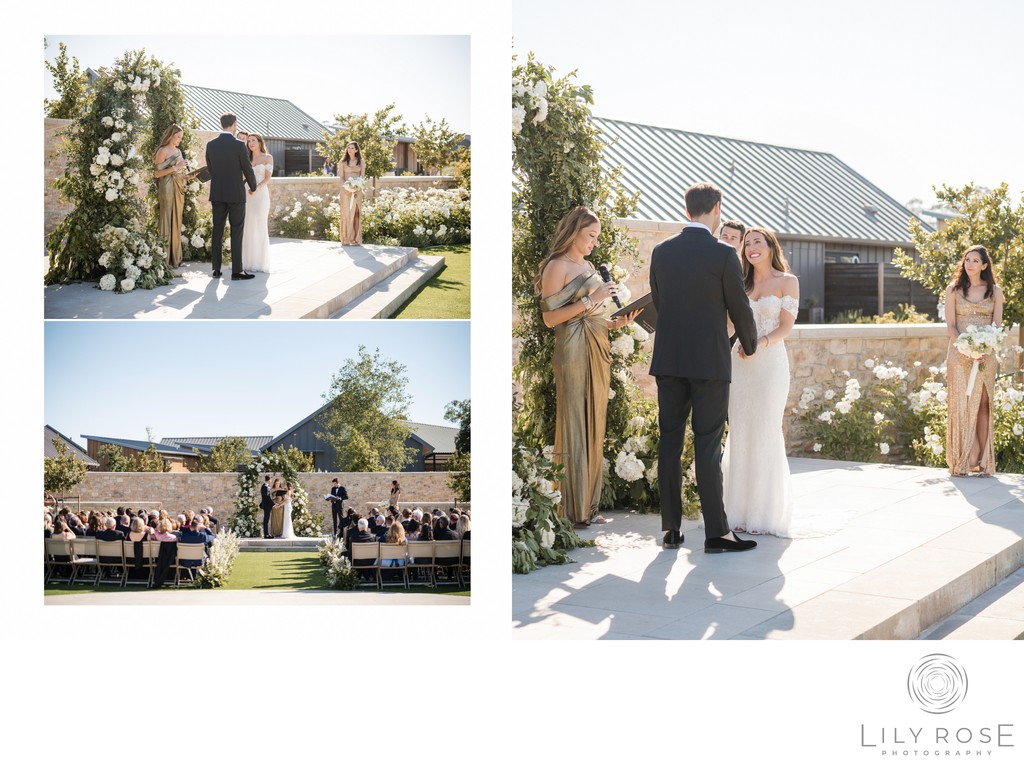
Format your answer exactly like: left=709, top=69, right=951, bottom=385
left=278, top=482, right=296, bottom=539
left=242, top=133, right=273, bottom=273
left=722, top=227, right=801, bottom=537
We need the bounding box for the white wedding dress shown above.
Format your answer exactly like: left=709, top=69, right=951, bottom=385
left=723, top=295, right=798, bottom=536
left=279, top=495, right=296, bottom=539
left=242, top=162, right=272, bottom=273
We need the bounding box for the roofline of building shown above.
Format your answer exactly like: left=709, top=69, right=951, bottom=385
left=82, top=435, right=197, bottom=457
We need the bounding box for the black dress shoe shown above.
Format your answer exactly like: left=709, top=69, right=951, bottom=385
left=232, top=272, right=255, bottom=280
left=663, top=529, right=682, bottom=549
left=212, top=270, right=222, bottom=278
left=704, top=534, right=757, bottom=553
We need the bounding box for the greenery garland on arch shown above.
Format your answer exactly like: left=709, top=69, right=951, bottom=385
left=45, top=49, right=212, bottom=291
left=512, top=51, right=679, bottom=574
left=232, top=447, right=324, bottom=538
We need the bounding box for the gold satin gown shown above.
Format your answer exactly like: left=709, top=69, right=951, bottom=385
left=339, top=161, right=364, bottom=245
left=270, top=502, right=284, bottom=537
left=945, top=290, right=997, bottom=475
left=156, top=148, right=185, bottom=267
left=541, top=272, right=611, bottom=525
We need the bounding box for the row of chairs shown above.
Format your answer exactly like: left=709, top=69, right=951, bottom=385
left=44, top=538, right=206, bottom=588
left=349, top=539, right=470, bottom=589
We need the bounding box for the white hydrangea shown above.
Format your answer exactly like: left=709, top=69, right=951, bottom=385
left=99, top=274, right=116, bottom=291
left=538, top=520, right=555, bottom=550
left=628, top=416, right=647, bottom=434
left=864, top=358, right=876, bottom=368
left=644, top=460, right=658, bottom=485
left=614, top=451, right=645, bottom=482
left=835, top=401, right=852, bottom=415
left=824, top=389, right=835, bottom=400
left=1013, top=424, right=1023, bottom=437
left=511, top=105, right=526, bottom=134
left=105, top=188, right=119, bottom=201
left=878, top=443, right=890, bottom=455
left=812, top=443, right=822, bottom=452
left=120, top=278, right=136, bottom=292
left=873, top=411, right=885, bottom=424
left=818, top=411, right=834, bottom=423
left=101, top=116, right=114, bottom=127
left=190, top=234, right=205, bottom=249
left=632, top=325, right=649, bottom=342
left=611, top=334, right=635, bottom=357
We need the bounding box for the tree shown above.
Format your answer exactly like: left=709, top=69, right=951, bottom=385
left=198, top=436, right=252, bottom=472
left=411, top=115, right=465, bottom=175
left=44, top=439, right=88, bottom=497
left=134, top=444, right=167, bottom=472
left=98, top=443, right=132, bottom=472
left=317, top=104, right=406, bottom=180
left=44, top=40, right=90, bottom=120
left=444, top=399, right=471, bottom=453
left=317, top=346, right=416, bottom=472
left=444, top=399, right=471, bottom=501
left=894, top=182, right=1024, bottom=346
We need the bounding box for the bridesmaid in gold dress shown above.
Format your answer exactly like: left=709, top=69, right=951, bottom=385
left=338, top=141, right=365, bottom=245
left=944, top=245, right=1004, bottom=476
left=153, top=123, right=187, bottom=267
left=536, top=207, right=639, bottom=527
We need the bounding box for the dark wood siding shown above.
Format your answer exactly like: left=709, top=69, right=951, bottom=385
left=824, top=263, right=936, bottom=320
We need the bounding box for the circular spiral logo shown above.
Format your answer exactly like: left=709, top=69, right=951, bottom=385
left=907, top=655, right=968, bottom=714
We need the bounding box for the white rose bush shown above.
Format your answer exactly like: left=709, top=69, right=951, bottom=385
left=799, top=348, right=1024, bottom=471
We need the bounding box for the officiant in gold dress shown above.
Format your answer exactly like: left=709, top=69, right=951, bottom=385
left=153, top=123, right=187, bottom=267
left=943, top=245, right=1004, bottom=477
left=536, top=207, right=639, bottom=527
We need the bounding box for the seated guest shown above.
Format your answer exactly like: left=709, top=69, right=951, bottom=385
left=380, top=521, right=407, bottom=580
left=374, top=515, right=389, bottom=542
left=170, top=519, right=183, bottom=540
left=406, top=519, right=421, bottom=541
left=184, top=510, right=195, bottom=529
left=96, top=516, right=126, bottom=541
left=127, top=517, right=151, bottom=543
left=52, top=518, right=76, bottom=540
left=203, top=507, right=219, bottom=531
left=152, top=519, right=177, bottom=542
left=434, top=516, right=457, bottom=541
left=346, top=517, right=377, bottom=563
left=44, top=512, right=54, bottom=538
left=417, top=519, right=433, bottom=542
left=116, top=513, right=132, bottom=538
left=456, top=514, right=471, bottom=541
left=401, top=509, right=413, bottom=531
left=85, top=513, right=103, bottom=537
left=179, top=519, right=214, bottom=567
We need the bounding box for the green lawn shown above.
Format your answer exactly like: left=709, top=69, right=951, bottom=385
left=391, top=244, right=470, bottom=319
left=45, top=552, right=470, bottom=597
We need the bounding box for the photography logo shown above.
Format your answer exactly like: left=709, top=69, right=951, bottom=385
left=907, top=654, right=968, bottom=715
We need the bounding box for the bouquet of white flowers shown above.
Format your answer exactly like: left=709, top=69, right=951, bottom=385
left=344, top=176, right=365, bottom=192
left=954, top=323, right=1007, bottom=397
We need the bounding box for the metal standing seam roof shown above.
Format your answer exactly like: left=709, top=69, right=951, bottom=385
left=45, top=425, right=99, bottom=466
left=182, top=84, right=329, bottom=142
left=82, top=435, right=197, bottom=458
left=160, top=436, right=273, bottom=454
left=594, top=117, right=932, bottom=244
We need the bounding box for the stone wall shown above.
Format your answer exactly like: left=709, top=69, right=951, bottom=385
left=70, top=471, right=461, bottom=530
left=43, top=119, right=457, bottom=239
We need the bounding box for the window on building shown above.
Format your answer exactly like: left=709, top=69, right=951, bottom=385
left=824, top=251, right=861, bottom=264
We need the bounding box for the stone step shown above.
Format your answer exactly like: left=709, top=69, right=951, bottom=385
left=240, top=537, right=328, bottom=552
left=742, top=505, right=1024, bottom=639
left=330, top=255, right=444, bottom=319
left=917, top=568, right=1024, bottom=640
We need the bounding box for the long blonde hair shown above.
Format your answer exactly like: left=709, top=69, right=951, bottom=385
left=739, top=227, right=790, bottom=292
left=532, top=206, right=601, bottom=294
left=154, top=123, right=183, bottom=159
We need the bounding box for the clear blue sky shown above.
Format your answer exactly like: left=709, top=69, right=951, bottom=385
left=44, top=35, right=471, bottom=134
left=514, top=0, right=1024, bottom=208
left=45, top=321, right=470, bottom=446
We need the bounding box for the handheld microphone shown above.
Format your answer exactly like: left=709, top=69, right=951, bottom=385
left=597, top=265, right=623, bottom=309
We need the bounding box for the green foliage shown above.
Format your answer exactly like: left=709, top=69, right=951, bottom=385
left=44, top=439, right=88, bottom=496
left=97, top=443, right=132, bottom=472
left=45, top=49, right=179, bottom=289
left=134, top=444, right=168, bottom=472
left=44, top=41, right=89, bottom=119
left=445, top=399, right=471, bottom=453
left=446, top=450, right=471, bottom=503
left=317, top=345, right=415, bottom=472
left=318, top=104, right=406, bottom=179
left=411, top=115, right=466, bottom=174
left=893, top=183, right=1024, bottom=337
left=198, top=436, right=252, bottom=472
left=276, top=193, right=340, bottom=241
left=828, top=304, right=933, bottom=324
left=452, top=145, right=471, bottom=189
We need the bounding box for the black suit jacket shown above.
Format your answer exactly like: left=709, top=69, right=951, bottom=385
left=260, top=482, right=274, bottom=512
left=96, top=529, right=126, bottom=542
left=649, top=225, right=757, bottom=380
left=346, top=530, right=377, bottom=561
left=205, top=133, right=257, bottom=203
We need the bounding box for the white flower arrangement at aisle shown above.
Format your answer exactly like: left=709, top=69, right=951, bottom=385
left=195, top=530, right=241, bottom=588
left=318, top=538, right=360, bottom=589
left=954, top=324, right=1008, bottom=397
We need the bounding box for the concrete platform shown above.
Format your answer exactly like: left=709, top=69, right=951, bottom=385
left=512, top=458, right=1024, bottom=640
left=240, top=537, right=325, bottom=552
left=43, top=239, right=440, bottom=319
left=44, top=589, right=468, bottom=605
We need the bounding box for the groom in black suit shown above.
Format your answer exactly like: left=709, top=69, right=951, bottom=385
left=206, top=112, right=257, bottom=280
left=260, top=475, right=275, bottom=539
left=649, top=182, right=759, bottom=553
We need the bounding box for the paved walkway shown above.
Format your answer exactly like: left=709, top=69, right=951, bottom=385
left=43, top=239, right=418, bottom=319
left=512, top=458, right=1024, bottom=640
left=45, top=589, right=468, bottom=606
